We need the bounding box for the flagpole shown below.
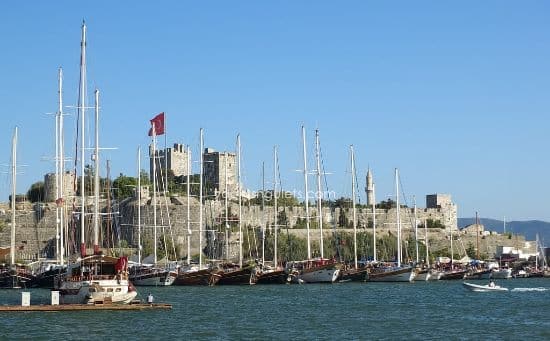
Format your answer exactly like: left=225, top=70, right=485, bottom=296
left=164, top=113, right=168, bottom=193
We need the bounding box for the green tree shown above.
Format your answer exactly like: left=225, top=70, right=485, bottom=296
left=112, top=174, right=138, bottom=200
left=26, top=181, right=44, bottom=202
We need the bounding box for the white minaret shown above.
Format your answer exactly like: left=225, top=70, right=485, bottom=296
left=366, top=168, right=374, bottom=206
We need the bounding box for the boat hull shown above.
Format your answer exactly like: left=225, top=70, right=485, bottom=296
left=462, top=282, right=508, bottom=292
left=464, top=269, right=492, bottom=280
left=414, top=269, right=431, bottom=281
left=130, top=268, right=177, bottom=286
left=440, top=269, right=468, bottom=280
left=255, top=269, right=288, bottom=284
left=218, top=267, right=255, bottom=285
left=490, top=268, right=512, bottom=279
left=367, top=267, right=416, bottom=282
left=0, top=268, right=36, bottom=289
left=58, top=278, right=137, bottom=304
left=175, top=268, right=222, bottom=286
left=338, top=268, right=368, bottom=282
left=298, top=265, right=340, bottom=283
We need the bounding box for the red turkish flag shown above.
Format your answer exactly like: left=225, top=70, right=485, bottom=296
left=148, top=112, right=165, bottom=136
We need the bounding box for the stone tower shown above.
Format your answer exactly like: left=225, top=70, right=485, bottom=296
left=149, top=143, right=191, bottom=188
left=203, top=148, right=237, bottom=197
left=366, top=168, right=374, bottom=206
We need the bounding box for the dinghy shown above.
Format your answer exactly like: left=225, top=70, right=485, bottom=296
left=463, top=282, right=508, bottom=292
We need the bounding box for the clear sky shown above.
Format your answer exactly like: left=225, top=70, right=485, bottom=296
left=0, top=1, right=548, bottom=221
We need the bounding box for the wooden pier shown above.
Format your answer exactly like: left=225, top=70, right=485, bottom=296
left=0, top=302, right=172, bottom=312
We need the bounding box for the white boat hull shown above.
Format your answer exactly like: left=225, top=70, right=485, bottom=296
left=491, top=268, right=512, bottom=279
left=463, top=282, right=508, bottom=292
left=131, top=270, right=177, bottom=286
left=368, top=267, right=416, bottom=282
left=414, top=269, right=431, bottom=281
left=59, top=278, right=137, bottom=304
left=298, top=268, right=340, bottom=283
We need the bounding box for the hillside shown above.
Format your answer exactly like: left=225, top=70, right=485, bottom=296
left=458, top=218, right=550, bottom=245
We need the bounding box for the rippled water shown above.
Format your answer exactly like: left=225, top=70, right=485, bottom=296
left=1, top=279, right=550, bottom=340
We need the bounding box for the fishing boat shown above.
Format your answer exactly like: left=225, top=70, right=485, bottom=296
left=462, top=281, right=508, bottom=292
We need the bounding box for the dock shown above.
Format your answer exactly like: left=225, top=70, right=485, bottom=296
left=0, top=303, right=172, bottom=312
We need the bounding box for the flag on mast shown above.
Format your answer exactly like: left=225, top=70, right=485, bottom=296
left=148, top=112, right=165, bottom=136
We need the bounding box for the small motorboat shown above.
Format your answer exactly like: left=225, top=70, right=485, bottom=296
left=463, top=281, right=509, bottom=292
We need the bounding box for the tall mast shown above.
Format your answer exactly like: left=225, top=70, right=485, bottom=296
left=449, top=211, right=454, bottom=265
left=273, top=146, right=278, bottom=267
left=58, top=67, right=65, bottom=265
left=350, top=146, right=358, bottom=269
left=55, top=70, right=61, bottom=264
left=261, top=161, right=266, bottom=265
left=237, top=135, right=243, bottom=267
left=425, top=218, right=429, bottom=266
left=93, top=89, right=100, bottom=254
left=78, top=21, right=87, bottom=258
left=395, top=168, right=402, bottom=267
left=535, top=233, right=539, bottom=271
left=301, top=126, right=311, bottom=259
left=224, top=152, right=229, bottom=261
left=137, top=146, right=142, bottom=264
left=372, top=178, right=377, bottom=262
left=186, top=145, right=191, bottom=266
left=475, top=211, right=480, bottom=260
left=199, top=128, right=204, bottom=269
left=151, top=123, right=158, bottom=264
left=10, top=127, right=17, bottom=266
left=315, top=129, right=324, bottom=258
left=414, top=196, right=419, bottom=264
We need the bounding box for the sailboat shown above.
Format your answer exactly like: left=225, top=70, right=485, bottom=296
left=464, top=212, right=491, bottom=280
left=55, top=22, right=137, bottom=304
left=367, top=169, right=415, bottom=282
left=35, top=68, right=68, bottom=289
left=129, top=140, right=177, bottom=286
left=218, top=136, right=258, bottom=285
left=175, top=129, right=223, bottom=286
left=338, top=146, right=369, bottom=282
left=129, top=114, right=177, bottom=286
left=0, top=128, right=37, bottom=289
left=288, top=127, right=340, bottom=284
left=414, top=219, right=442, bottom=281
left=255, top=146, right=289, bottom=284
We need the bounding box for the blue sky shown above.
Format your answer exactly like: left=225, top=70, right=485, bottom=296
left=0, top=1, right=549, bottom=221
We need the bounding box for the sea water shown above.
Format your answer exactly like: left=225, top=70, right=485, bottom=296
left=1, top=278, right=549, bottom=340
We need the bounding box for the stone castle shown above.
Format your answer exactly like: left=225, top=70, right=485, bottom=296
left=0, top=142, right=464, bottom=261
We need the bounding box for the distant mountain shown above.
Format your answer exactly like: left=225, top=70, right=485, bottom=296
left=458, top=218, right=550, bottom=245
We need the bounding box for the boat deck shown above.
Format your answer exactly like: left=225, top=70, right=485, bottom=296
left=0, top=302, right=172, bottom=312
